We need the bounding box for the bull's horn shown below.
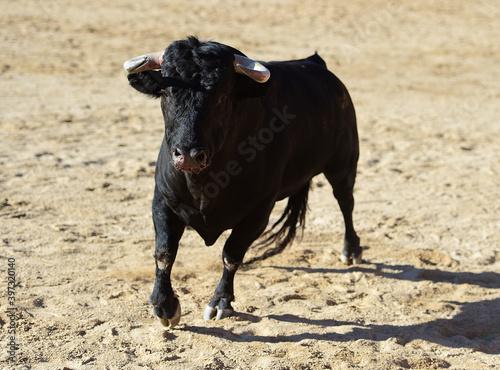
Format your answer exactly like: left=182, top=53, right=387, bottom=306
left=123, top=51, right=164, bottom=74
left=233, top=54, right=270, bottom=83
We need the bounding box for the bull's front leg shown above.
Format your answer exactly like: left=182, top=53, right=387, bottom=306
left=204, top=203, right=272, bottom=321
left=150, top=186, right=185, bottom=329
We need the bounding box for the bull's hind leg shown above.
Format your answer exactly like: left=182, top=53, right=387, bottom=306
left=325, top=171, right=361, bottom=265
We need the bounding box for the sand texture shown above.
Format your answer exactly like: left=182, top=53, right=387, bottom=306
left=1, top=0, right=499, bottom=368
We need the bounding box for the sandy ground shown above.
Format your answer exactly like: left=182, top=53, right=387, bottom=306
left=1, top=0, right=499, bottom=368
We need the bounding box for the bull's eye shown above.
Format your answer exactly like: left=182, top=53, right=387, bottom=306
left=160, top=88, right=171, bottom=98
left=161, top=93, right=174, bottom=112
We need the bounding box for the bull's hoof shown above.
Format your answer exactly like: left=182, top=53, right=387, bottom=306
left=340, top=251, right=363, bottom=265
left=203, top=299, right=234, bottom=321
left=204, top=305, right=217, bottom=321
left=154, top=299, right=181, bottom=329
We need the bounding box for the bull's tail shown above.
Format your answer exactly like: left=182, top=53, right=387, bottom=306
left=245, top=182, right=310, bottom=265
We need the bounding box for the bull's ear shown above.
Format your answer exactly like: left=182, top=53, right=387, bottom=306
left=234, top=74, right=271, bottom=99
left=127, top=71, right=165, bottom=98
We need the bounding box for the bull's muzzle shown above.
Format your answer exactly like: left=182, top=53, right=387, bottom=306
left=173, top=147, right=209, bottom=173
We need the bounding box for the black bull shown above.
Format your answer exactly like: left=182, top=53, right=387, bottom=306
left=125, top=37, right=360, bottom=328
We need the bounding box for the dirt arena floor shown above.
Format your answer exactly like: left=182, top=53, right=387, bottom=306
left=1, top=0, right=499, bottom=368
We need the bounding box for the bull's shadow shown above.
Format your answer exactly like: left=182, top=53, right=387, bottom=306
left=260, top=297, right=500, bottom=354
left=267, top=262, right=500, bottom=289
left=181, top=264, right=500, bottom=354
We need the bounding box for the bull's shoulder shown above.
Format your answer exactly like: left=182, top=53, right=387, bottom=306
left=265, top=54, right=343, bottom=92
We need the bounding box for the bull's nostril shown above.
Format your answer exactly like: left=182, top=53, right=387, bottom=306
left=194, top=151, right=207, bottom=165
left=173, top=149, right=181, bottom=158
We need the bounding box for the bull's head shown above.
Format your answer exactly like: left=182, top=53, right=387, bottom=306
left=125, top=37, right=271, bottom=173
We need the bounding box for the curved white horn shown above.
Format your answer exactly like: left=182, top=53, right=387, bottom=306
left=123, top=51, right=164, bottom=74
left=233, top=54, right=270, bottom=83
